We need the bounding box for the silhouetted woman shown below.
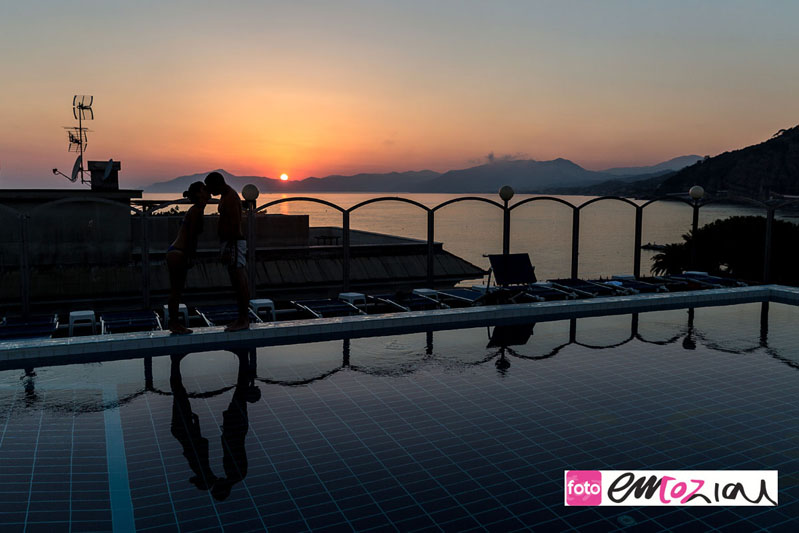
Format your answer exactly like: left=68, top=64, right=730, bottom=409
left=169, top=354, right=218, bottom=491
left=166, top=182, right=210, bottom=334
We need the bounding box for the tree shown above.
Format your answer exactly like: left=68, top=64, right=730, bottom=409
left=650, top=216, right=799, bottom=284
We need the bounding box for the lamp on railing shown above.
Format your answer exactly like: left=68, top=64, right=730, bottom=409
left=499, top=186, right=514, bottom=255
left=242, top=184, right=259, bottom=209
left=689, top=185, right=705, bottom=269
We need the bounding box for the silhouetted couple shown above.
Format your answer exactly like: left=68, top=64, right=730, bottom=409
left=169, top=350, right=261, bottom=500
left=167, top=171, right=250, bottom=333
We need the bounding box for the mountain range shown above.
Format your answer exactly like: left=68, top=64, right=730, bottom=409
left=655, top=125, right=799, bottom=199
left=144, top=156, right=702, bottom=194
left=550, top=125, right=799, bottom=200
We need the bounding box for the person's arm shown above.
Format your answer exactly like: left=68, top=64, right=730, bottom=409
left=183, top=205, right=204, bottom=256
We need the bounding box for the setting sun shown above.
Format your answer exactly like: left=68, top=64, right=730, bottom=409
left=280, top=173, right=289, bottom=181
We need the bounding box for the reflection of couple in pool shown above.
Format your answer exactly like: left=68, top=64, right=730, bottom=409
left=169, top=350, right=261, bottom=500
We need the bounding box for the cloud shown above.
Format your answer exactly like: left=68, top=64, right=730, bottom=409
left=469, top=151, right=530, bottom=165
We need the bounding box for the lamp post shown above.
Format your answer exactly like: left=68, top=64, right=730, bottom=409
left=689, top=185, right=704, bottom=270
left=242, top=184, right=259, bottom=297
left=499, top=185, right=514, bottom=256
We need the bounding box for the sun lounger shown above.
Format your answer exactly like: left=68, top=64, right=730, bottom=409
left=0, top=314, right=59, bottom=341
left=100, top=310, right=162, bottom=334
left=677, top=271, right=747, bottom=288
left=484, top=254, right=578, bottom=302
left=436, top=288, right=489, bottom=307
left=291, top=299, right=365, bottom=318
left=524, top=283, right=576, bottom=300
left=611, top=275, right=667, bottom=293
left=196, top=305, right=262, bottom=327
left=549, top=279, right=621, bottom=297
left=367, top=291, right=446, bottom=312
left=637, top=276, right=698, bottom=291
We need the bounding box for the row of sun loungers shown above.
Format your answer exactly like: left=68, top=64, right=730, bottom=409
left=0, top=254, right=748, bottom=339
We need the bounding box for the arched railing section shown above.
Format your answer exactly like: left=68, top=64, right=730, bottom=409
left=24, top=197, right=144, bottom=313
left=4, top=190, right=793, bottom=316
left=349, top=197, right=431, bottom=289
left=509, top=196, right=580, bottom=278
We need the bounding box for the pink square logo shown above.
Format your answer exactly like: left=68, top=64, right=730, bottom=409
left=565, top=470, right=602, bottom=506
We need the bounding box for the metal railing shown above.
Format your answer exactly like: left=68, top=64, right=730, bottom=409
left=2, top=190, right=798, bottom=316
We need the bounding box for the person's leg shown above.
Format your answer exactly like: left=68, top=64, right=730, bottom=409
left=236, top=266, right=250, bottom=318
left=225, top=266, right=250, bottom=331
left=225, top=242, right=251, bottom=332
left=167, top=251, right=192, bottom=334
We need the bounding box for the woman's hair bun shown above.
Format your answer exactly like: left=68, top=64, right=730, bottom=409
left=182, top=190, right=190, bottom=198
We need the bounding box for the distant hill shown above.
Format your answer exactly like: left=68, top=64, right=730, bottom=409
left=294, top=170, right=439, bottom=192
left=145, top=169, right=439, bottom=194
left=600, top=155, right=702, bottom=176
left=411, top=158, right=612, bottom=193
left=656, top=126, right=799, bottom=199
left=145, top=169, right=278, bottom=194
left=546, top=171, right=677, bottom=196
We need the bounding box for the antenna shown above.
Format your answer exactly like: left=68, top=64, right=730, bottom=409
left=56, top=95, right=94, bottom=184
left=71, top=155, right=83, bottom=182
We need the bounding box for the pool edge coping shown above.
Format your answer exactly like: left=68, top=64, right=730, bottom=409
left=3, top=285, right=798, bottom=368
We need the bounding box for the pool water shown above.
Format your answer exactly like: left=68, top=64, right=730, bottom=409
left=0, top=303, right=797, bottom=531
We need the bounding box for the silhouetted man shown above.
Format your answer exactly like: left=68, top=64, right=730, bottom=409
left=211, top=349, right=260, bottom=501
left=204, top=171, right=250, bottom=331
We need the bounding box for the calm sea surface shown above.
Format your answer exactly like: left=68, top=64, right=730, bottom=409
left=143, top=193, right=770, bottom=280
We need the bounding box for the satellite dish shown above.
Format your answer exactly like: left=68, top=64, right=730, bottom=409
left=103, top=159, right=114, bottom=181
left=71, top=155, right=82, bottom=182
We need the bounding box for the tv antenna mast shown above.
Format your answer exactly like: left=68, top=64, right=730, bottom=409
left=54, top=95, right=93, bottom=184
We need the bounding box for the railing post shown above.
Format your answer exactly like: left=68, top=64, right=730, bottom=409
left=247, top=206, right=256, bottom=297
left=19, top=214, right=31, bottom=318
left=763, top=207, right=774, bottom=283
left=502, top=201, right=510, bottom=256
left=690, top=201, right=700, bottom=270
left=571, top=208, right=580, bottom=280
left=342, top=211, right=350, bottom=291
left=633, top=205, right=643, bottom=278
left=141, top=210, right=150, bottom=309
left=427, top=210, right=435, bottom=287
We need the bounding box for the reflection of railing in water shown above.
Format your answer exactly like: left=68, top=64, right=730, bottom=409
left=4, top=192, right=799, bottom=316
left=13, top=301, right=798, bottom=414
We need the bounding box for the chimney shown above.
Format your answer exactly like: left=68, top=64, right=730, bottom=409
left=88, top=160, right=121, bottom=191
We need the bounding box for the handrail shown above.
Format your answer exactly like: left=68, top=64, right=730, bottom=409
left=28, top=195, right=143, bottom=216
left=256, top=196, right=346, bottom=213
left=509, top=196, right=577, bottom=211
left=433, top=196, right=504, bottom=211
left=348, top=196, right=431, bottom=213
left=578, top=196, right=639, bottom=210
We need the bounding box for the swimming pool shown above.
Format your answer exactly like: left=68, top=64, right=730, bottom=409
left=1, top=302, right=797, bottom=531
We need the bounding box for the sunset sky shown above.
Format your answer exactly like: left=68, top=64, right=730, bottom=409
left=1, top=0, right=798, bottom=188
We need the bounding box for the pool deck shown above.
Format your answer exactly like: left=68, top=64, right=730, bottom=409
left=3, top=285, right=799, bottom=369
